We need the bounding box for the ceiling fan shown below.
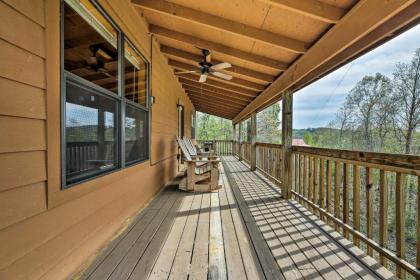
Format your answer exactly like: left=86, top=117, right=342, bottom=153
left=177, top=49, right=232, bottom=83
left=84, top=44, right=114, bottom=77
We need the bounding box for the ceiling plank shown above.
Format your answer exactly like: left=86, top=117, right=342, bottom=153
left=183, top=86, right=251, bottom=105
left=179, top=78, right=254, bottom=102
left=168, top=59, right=265, bottom=91
left=258, top=0, right=345, bottom=24
left=194, top=104, right=239, bottom=116
left=187, top=92, right=246, bottom=109
left=194, top=107, right=239, bottom=118
left=176, top=72, right=259, bottom=98
left=161, top=45, right=275, bottom=83
left=195, top=108, right=234, bottom=119
left=149, top=25, right=288, bottom=71
left=233, top=0, right=416, bottom=123
left=192, top=99, right=242, bottom=112
left=133, top=0, right=307, bottom=53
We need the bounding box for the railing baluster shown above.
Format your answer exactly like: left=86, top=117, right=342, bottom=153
left=326, top=160, right=332, bottom=225
left=308, top=156, right=314, bottom=212
left=343, top=163, right=350, bottom=239
left=366, top=167, right=373, bottom=256
left=303, top=155, right=308, bottom=207
left=334, top=161, right=341, bottom=232
left=314, top=157, right=319, bottom=217
left=396, top=172, right=406, bottom=280
left=379, top=169, right=388, bottom=267
left=299, top=154, right=304, bottom=205
left=319, top=159, right=325, bottom=221
left=353, top=165, right=360, bottom=247
left=295, top=153, right=299, bottom=198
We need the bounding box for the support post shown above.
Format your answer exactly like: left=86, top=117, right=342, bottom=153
left=282, top=91, right=293, bottom=199
left=250, top=112, right=256, bottom=171
left=238, top=122, right=243, bottom=160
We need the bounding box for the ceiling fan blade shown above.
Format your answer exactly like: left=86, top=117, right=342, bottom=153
left=176, top=70, right=198, bottom=74
left=211, top=62, right=231, bottom=71
left=212, top=71, right=232, bottom=80
left=199, top=74, right=208, bottom=83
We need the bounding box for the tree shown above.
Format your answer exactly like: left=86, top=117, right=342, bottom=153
left=392, top=48, right=420, bottom=154
left=196, top=112, right=232, bottom=140
left=256, top=103, right=281, bottom=143
left=345, top=73, right=392, bottom=151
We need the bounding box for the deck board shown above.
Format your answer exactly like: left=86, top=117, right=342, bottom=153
left=79, top=156, right=395, bottom=280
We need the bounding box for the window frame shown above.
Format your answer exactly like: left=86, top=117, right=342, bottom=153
left=60, top=0, right=150, bottom=189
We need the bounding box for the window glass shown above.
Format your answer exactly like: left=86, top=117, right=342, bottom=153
left=65, top=78, right=118, bottom=185
left=125, top=105, right=147, bottom=164
left=124, top=40, right=148, bottom=106
left=63, top=1, right=119, bottom=94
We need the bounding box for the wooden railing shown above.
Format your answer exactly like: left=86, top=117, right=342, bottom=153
left=230, top=141, right=420, bottom=279
left=291, top=146, right=420, bottom=279
left=240, top=142, right=251, bottom=163
left=196, top=140, right=233, bottom=155
left=256, top=143, right=282, bottom=185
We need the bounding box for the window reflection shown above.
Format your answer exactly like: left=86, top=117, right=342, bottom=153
left=63, top=1, right=119, bottom=94
left=125, top=105, right=147, bottom=164
left=124, top=41, right=147, bottom=106
left=65, top=79, right=118, bottom=184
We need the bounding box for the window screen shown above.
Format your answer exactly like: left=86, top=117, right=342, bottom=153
left=125, top=105, right=148, bottom=164
left=65, top=78, right=118, bottom=184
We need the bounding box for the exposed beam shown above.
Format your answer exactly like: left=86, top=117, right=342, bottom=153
left=176, top=72, right=259, bottom=97
left=187, top=92, right=246, bottom=110
left=233, top=0, right=416, bottom=123
left=184, top=86, right=250, bottom=105
left=169, top=59, right=265, bottom=91
left=161, top=45, right=275, bottom=83
left=150, top=25, right=288, bottom=71
left=179, top=78, right=254, bottom=101
left=133, top=0, right=307, bottom=53
left=258, top=0, right=345, bottom=24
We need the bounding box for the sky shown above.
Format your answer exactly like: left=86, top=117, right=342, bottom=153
left=293, top=24, right=420, bottom=129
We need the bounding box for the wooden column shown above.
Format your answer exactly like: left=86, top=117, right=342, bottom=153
left=281, top=91, right=293, bottom=199
left=250, top=112, right=257, bottom=171
left=238, top=121, right=243, bottom=161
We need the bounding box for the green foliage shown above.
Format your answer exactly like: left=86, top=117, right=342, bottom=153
left=303, top=133, right=313, bottom=145
left=256, top=103, right=282, bottom=143
left=196, top=112, right=232, bottom=140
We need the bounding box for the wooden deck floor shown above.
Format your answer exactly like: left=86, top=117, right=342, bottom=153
left=77, top=156, right=395, bottom=280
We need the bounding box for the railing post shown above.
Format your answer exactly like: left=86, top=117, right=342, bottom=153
left=282, top=91, right=293, bottom=199
left=250, top=112, right=257, bottom=171
left=238, top=121, right=243, bottom=161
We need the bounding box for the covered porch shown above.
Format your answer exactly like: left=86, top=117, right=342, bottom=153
left=77, top=155, right=395, bottom=279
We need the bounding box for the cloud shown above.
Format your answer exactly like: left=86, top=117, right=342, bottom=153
left=293, top=25, right=420, bottom=129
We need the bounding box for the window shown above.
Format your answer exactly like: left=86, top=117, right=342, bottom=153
left=62, top=0, right=149, bottom=187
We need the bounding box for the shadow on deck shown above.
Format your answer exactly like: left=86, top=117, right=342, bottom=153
left=75, top=156, right=395, bottom=280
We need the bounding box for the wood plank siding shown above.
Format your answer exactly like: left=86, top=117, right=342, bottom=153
left=0, top=1, right=194, bottom=279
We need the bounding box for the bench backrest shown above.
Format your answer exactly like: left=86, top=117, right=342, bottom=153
left=176, top=136, right=192, bottom=161
left=183, top=137, right=198, bottom=156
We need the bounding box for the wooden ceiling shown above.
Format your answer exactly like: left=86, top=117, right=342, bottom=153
left=131, top=0, right=420, bottom=121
